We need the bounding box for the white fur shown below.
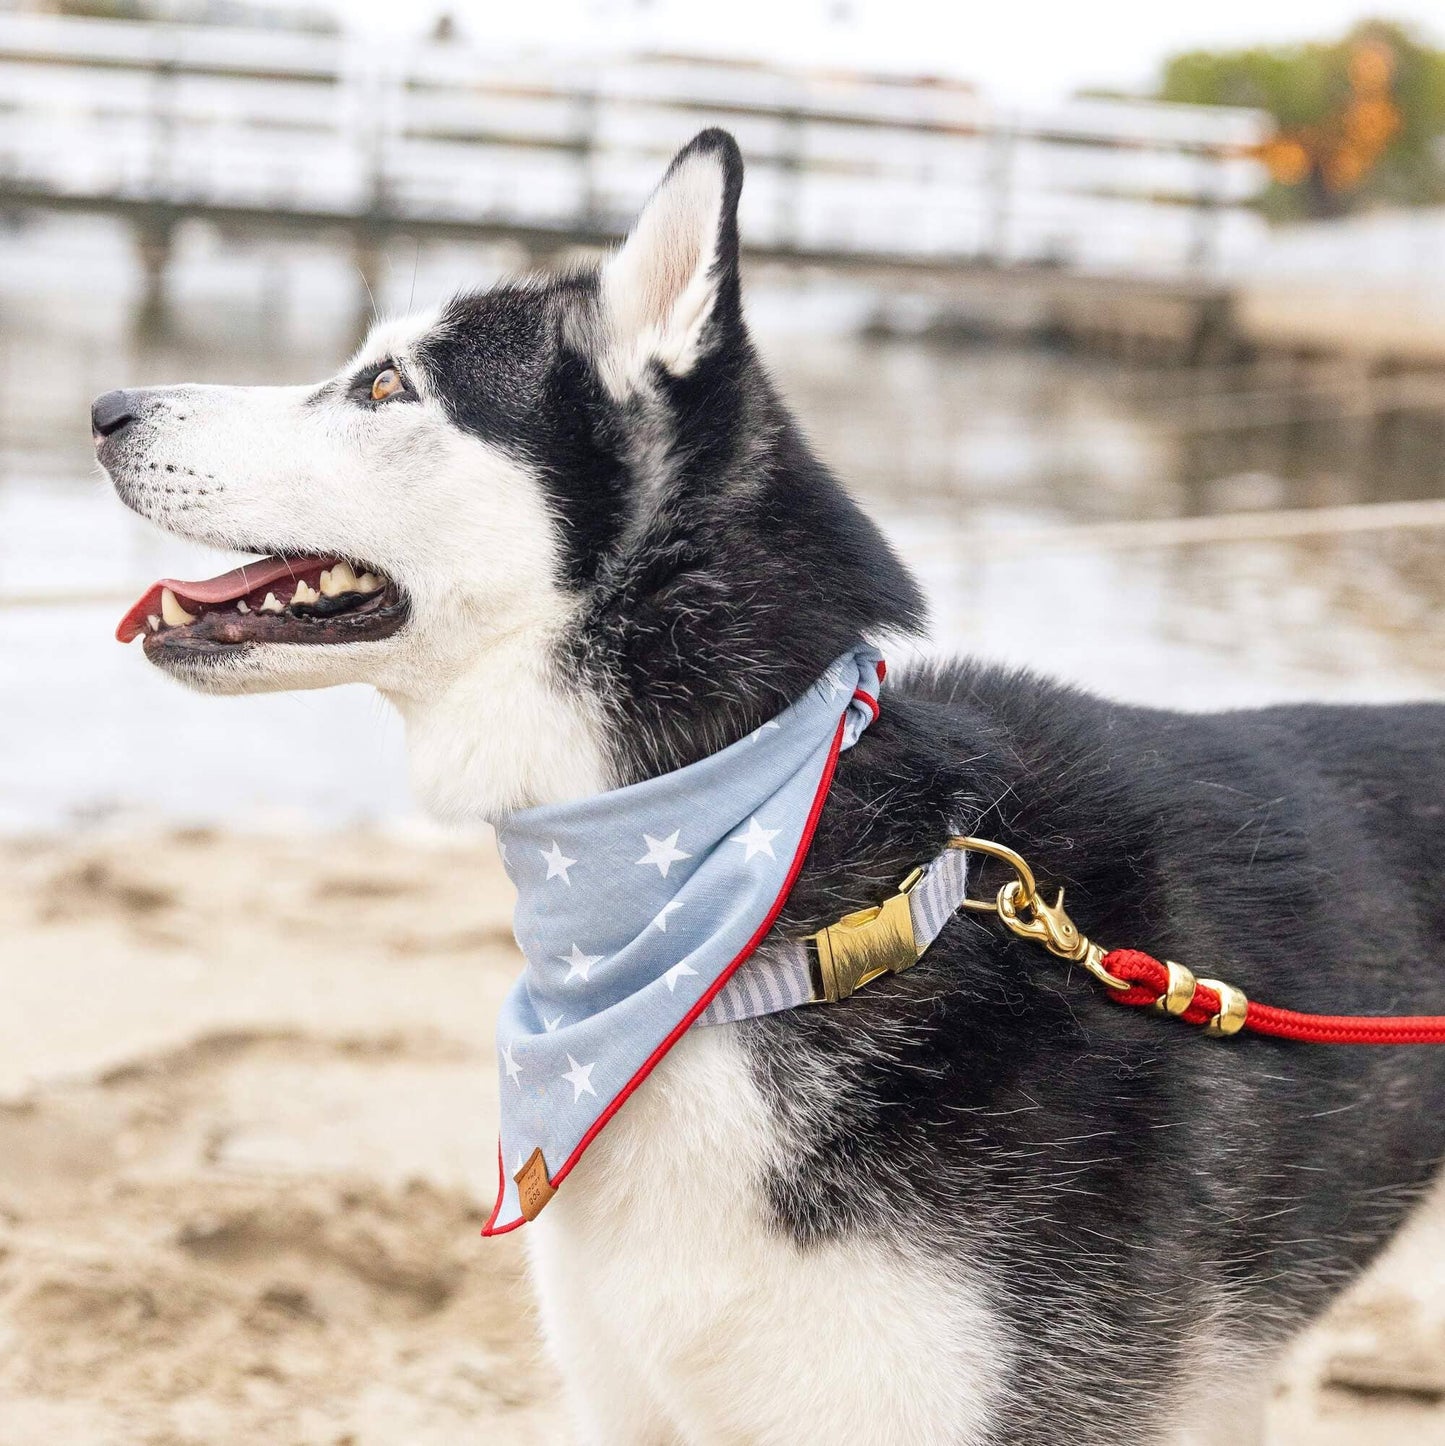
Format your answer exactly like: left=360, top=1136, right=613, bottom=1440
left=105, top=309, right=608, bottom=818
left=598, top=149, right=727, bottom=398
left=528, top=1027, right=1009, bottom=1445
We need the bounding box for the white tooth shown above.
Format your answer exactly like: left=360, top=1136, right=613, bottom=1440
left=318, top=568, right=333, bottom=595
left=236, top=599, right=250, bottom=614
left=147, top=614, right=161, bottom=632
left=260, top=592, right=284, bottom=614
left=320, top=561, right=357, bottom=597
left=290, top=580, right=319, bottom=607
left=160, top=588, right=196, bottom=626
left=355, top=572, right=383, bottom=594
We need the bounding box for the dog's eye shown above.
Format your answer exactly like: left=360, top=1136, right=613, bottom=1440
left=370, top=367, right=405, bottom=402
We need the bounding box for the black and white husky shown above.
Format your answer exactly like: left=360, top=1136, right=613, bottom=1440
left=96, top=130, right=1445, bottom=1445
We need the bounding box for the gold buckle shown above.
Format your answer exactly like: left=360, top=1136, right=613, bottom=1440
left=806, top=866, right=925, bottom=1003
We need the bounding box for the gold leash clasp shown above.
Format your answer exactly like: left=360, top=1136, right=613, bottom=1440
left=953, top=836, right=1130, bottom=992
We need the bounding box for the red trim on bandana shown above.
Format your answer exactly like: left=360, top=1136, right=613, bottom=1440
left=482, top=703, right=861, bottom=1236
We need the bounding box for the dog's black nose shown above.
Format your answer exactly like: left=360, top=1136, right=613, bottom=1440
left=91, top=389, right=137, bottom=440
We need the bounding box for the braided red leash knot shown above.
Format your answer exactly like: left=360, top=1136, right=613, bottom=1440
left=1102, top=949, right=1445, bottom=1046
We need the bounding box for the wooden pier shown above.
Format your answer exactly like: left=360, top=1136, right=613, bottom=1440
left=0, top=11, right=1270, bottom=349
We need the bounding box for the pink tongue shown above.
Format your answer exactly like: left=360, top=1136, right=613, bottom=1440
left=116, top=555, right=336, bottom=643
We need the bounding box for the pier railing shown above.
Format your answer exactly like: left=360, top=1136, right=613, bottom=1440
left=0, top=11, right=1271, bottom=277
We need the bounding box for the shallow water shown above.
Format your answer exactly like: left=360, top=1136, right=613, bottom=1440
left=2, top=218, right=1442, bottom=830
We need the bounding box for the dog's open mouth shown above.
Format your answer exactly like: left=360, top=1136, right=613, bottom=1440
left=116, top=554, right=409, bottom=656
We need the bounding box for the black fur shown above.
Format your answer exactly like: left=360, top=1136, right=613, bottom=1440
left=425, top=129, right=1445, bottom=1442
left=419, top=277, right=639, bottom=588
left=417, top=130, right=925, bottom=779
left=764, top=678, right=1445, bottom=1443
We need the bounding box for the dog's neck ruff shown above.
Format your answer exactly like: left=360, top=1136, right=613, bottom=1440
left=482, top=646, right=884, bottom=1233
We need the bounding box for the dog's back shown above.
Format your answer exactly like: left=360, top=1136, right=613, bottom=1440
left=1273, top=700, right=1445, bottom=944
left=746, top=665, right=1445, bottom=1443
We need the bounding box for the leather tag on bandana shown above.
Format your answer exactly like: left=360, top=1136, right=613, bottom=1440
left=514, top=1148, right=557, bottom=1222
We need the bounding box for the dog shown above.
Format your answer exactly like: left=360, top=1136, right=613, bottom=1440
left=95, top=128, right=1445, bottom=1445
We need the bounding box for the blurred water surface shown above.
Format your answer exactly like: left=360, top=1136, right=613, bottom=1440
left=1, top=218, right=1442, bottom=830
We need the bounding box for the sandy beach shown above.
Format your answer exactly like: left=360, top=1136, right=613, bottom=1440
left=1, top=828, right=1441, bottom=1444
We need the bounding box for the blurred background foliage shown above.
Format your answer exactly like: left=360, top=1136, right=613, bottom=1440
left=1156, top=20, right=1445, bottom=218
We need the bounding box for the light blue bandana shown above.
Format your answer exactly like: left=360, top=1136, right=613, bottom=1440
left=482, top=646, right=885, bottom=1233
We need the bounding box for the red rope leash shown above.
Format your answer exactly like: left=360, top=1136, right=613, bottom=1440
left=1103, top=948, right=1445, bottom=1046
left=955, top=837, right=1445, bottom=1047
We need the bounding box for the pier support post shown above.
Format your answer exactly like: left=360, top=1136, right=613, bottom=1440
left=132, top=209, right=176, bottom=340
left=1187, top=290, right=1239, bottom=367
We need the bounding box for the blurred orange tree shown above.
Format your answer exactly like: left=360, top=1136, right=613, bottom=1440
left=1158, top=20, right=1445, bottom=219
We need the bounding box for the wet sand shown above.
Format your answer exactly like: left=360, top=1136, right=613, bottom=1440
left=1, top=829, right=1441, bottom=1443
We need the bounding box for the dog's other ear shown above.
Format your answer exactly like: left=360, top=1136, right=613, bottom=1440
left=597, top=128, right=744, bottom=395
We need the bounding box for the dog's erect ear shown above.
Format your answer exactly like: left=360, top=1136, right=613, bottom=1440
left=597, top=128, right=744, bottom=395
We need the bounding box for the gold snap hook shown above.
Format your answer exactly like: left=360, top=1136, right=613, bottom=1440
left=953, top=836, right=1131, bottom=992
left=996, top=877, right=1051, bottom=943
left=953, top=836, right=1038, bottom=914
left=1023, top=886, right=1086, bottom=961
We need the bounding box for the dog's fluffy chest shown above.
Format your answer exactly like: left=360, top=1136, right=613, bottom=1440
left=525, top=1026, right=1007, bottom=1445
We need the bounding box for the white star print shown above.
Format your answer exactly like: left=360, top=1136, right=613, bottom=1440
left=747, top=719, right=782, bottom=743
left=559, top=943, right=603, bottom=983
left=730, top=816, right=781, bottom=862
left=636, top=830, right=690, bottom=878
left=543, top=1014, right=563, bottom=1033
left=540, top=840, right=577, bottom=884
left=663, top=961, right=698, bottom=992
left=502, top=1042, right=522, bottom=1085
left=651, top=900, right=684, bottom=933
left=513, top=1150, right=528, bottom=1176
left=824, top=666, right=849, bottom=699
left=561, top=1054, right=597, bottom=1101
